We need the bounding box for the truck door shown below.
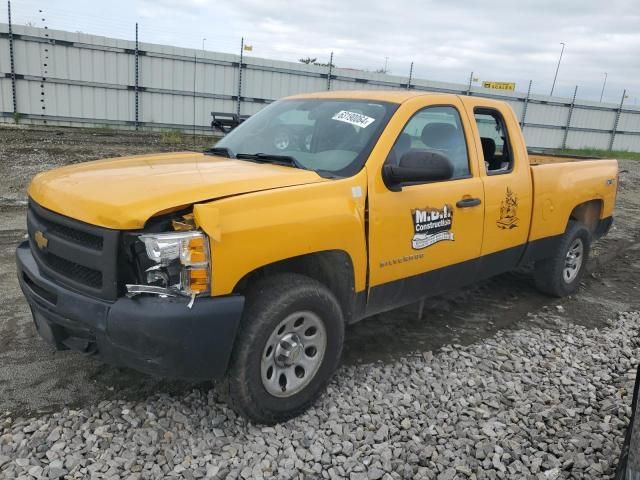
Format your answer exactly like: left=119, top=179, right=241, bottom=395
left=466, top=101, right=533, bottom=278
left=366, top=98, right=485, bottom=315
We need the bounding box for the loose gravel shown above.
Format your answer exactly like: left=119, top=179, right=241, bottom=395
left=1, top=311, right=638, bottom=480
left=2, top=127, right=639, bottom=479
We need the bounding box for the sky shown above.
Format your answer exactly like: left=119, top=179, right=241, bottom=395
left=7, top=0, right=640, bottom=104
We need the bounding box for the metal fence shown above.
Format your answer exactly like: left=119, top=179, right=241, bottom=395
left=1, top=19, right=640, bottom=152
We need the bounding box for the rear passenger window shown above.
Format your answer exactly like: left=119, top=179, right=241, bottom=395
left=386, top=106, right=470, bottom=179
left=474, top=109, right=514, bottom=174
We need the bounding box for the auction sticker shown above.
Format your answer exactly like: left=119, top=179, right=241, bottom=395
left=332, top=110, right=375, bottom=128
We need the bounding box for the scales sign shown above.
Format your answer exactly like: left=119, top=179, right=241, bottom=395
left=482, top=81, right=516, bottom=91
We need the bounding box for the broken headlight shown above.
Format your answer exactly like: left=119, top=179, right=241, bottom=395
left=131, top=231, right=210, bottom=296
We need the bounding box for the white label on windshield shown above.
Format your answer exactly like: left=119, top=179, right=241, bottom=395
left=332, top=110, right=375, bottom=128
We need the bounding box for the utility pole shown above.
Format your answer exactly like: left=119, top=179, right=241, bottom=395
left=520, top=80, right=533, bottom=128
left=202, top=38, right=206, bottom=51
left=599, top=72, right=608, bottom=102
left=562, top=85, right=578, bottom=150
left=327, top=51, right=334, bottom=90
left=237, top=37, right=244, bottom=117
left=8, top=0, right=18, bottom=118
left=134, top=22, right=139, bottom=130
left=608, top=89, right=626, bottom=151
left=384, top=56, right=388, bottom=74
left=550, top=42, right=565, bottom=96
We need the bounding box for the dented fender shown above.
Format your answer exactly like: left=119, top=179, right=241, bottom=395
left=193, top=171, right=369, bottom=296
left=193, top=203, right=222, bottom=242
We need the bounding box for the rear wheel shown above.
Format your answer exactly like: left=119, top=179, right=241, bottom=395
left=534, top=220, right=591, bottom=297
left=228, top=274, right=344, bottom=424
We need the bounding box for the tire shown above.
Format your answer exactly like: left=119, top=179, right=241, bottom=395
left=534, top=220, right=592, bottom=297
left=227, top=273, right=344, bottom=424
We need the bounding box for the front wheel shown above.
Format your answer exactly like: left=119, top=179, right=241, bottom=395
left=227, top=274, right=344, bottom=424
left=534, top=220, right=592, bottom=297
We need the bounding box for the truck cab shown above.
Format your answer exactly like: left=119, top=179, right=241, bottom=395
left=17, top=91, right=618, bottom=423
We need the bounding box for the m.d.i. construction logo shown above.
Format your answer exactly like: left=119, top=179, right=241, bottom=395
left=411, top=205, right=454, bottom=250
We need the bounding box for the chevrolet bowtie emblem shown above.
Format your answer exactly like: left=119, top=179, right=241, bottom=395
left=34, top=230, right=48, bottom=250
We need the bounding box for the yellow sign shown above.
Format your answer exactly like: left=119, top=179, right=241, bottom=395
left=482, top=81, right=516, bottom=91
left=243, top=44, right=253, bottom=51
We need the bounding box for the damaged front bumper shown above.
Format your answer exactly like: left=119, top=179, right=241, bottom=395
left=16, top=241, right=244, bottom=380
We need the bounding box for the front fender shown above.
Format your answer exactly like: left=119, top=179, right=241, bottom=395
left=194, top=171, right=369, bottom=296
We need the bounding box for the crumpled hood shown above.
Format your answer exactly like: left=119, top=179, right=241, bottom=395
left=28, top=151, right=326, bottom=229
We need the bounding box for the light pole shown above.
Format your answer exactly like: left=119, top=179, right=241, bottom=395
left=599, top=72, right=608, bottom=102
left=384, top=56, right=388, bottom=74
left=202, top=38, right=206, bottom=51
left=550, top=42, right=565, bottom=96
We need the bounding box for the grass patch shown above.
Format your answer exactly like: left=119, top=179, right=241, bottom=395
left=558, top=148, right=640, bottom=161
left=160, top=129, right=187, bottom=145
left=159, top=129, right=214, bottom=148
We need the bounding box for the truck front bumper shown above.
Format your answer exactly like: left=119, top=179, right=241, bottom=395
left=16, top=241, right=244, bottom=380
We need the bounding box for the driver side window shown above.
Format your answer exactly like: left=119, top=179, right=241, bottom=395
left=474, top=109, right=514, bottom=174
left=386, top=106, right=470, bottom=179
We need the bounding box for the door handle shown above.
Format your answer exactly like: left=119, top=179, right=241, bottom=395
left=456, top=197, right=482, bottom=208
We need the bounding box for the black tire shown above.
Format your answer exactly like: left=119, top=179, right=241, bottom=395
left=534, top=220, right=592, bottom=297
left=228, top=273, right=344, bottom=424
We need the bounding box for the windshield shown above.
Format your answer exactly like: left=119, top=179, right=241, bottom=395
left=213, top=99, right=396, bottom=177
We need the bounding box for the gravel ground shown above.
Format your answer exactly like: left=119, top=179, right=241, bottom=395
left=1, top=312, right=638, bottom=480
left=0, top=125, right=214, bottom=205
left=1, top=125, right=640, bottom=479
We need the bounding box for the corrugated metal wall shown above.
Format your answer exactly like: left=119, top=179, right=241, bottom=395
left=1, top=22, right=639, bottom=152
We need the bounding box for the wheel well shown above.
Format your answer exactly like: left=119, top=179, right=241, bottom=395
left=569, top=200, right=602, bottom=233
left=233, top=250, right=357, bottom=322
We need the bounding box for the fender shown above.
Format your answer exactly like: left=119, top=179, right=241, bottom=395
left=529, top=159, right=618, bottom=241
left=194, top=170, right=369, bottom=296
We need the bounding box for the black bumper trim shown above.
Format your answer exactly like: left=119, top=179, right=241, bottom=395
left=595, top=215, right=613, bottom=239
left=16, top=241, right=244, bottom=380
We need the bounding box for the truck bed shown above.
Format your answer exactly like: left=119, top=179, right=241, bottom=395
left=529, top=152, right=614, bottom=165
left=527, top=155, right=618, bottom=243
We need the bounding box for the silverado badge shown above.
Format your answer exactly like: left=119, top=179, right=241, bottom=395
left=497, top=187, right=519, bottom=229
left=34, top=230, right=48, bottom=250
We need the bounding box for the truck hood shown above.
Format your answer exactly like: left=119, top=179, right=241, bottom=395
left=28, top=152, right=326, bottom=229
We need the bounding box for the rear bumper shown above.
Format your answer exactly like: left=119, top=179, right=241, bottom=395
left=16, top=241, right=244, bottom=380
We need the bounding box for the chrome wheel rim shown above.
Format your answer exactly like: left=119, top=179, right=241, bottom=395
left=563, top=238, right=584, bottom=283
left=261, top=311, right=327, bottom=398
left=273, top=132, right=290, bottom=150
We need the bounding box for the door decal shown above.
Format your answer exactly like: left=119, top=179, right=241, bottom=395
left=411, top=205, right=454, bottom=250
left=497, top=187, right=519, bottom=229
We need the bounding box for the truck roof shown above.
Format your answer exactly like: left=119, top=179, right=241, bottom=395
left=285, top=90, right=445, bottom=104
left=285, top=90, right=512, bottom=110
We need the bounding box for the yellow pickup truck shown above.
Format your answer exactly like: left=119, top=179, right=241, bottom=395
left=17, top=91, right=618, bottom=423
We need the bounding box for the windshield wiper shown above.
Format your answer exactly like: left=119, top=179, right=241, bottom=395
left=203, top=146, right=235, bottom=158
left=235, top=153, right=305, bottom=170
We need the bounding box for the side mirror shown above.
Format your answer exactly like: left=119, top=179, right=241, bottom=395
left=383, top=150, right=454, bottom=191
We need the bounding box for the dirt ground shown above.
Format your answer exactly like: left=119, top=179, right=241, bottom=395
left=0, top=124, right=639, bottom=417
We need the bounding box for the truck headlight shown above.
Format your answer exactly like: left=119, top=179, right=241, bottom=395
left=138, top=231, right=210, bottom=295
